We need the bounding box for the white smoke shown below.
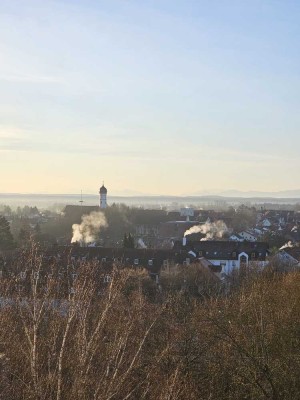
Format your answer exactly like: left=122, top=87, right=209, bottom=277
left=137, top=238, right=147, bottom=249
left=71, top=211, right=108, bottom=244
left=184, top=220, right=229, bottom=241
left=279, top=241, right=294, bottom=250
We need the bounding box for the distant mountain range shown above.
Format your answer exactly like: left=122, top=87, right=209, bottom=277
left=189, top=189, right=300, bottom=198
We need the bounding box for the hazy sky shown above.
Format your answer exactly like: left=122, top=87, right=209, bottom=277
left=1, top=0, right=300, bottom=195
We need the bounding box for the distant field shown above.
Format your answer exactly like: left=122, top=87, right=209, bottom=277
left=0, top=193, right=299, bottom=210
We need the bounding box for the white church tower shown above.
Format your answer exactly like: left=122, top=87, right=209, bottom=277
left=99, top=182, right=107, bottom=209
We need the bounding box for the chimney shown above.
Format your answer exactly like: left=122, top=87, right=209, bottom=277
left=182, top=237, right=187, bottom=246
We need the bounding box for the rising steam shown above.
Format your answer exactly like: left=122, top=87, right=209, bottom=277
left=71, top=211, right=108, bottom=244
left=279, top=241, right=295, bottom=250
left=137, top=238, right=147, bottom=249
left=184, top=220, right=229, bottom=241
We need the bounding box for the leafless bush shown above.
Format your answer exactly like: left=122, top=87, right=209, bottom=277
left=1, top=244, right=300, bottom=399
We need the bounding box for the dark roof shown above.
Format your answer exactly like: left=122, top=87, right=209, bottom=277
left=99, top=185, right=107, bottom=194
left=63, top=205, right=99, bottom=218
left=282, top=247, right=300, bottom=262
left=131, top=209, right=168, bottom=225
left=173, top=240, right=269, bottom=261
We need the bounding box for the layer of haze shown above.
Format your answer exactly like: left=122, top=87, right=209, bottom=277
left=1, top=0, right=300, bottom=196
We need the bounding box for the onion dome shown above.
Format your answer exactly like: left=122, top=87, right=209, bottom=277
left=99, top=184, right=107, bottom=194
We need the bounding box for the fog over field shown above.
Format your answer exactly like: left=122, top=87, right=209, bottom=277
left=1, top=192, right=300, bottom=210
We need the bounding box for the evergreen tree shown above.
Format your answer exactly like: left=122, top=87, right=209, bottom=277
left=0, top=216, right=15, bottom=250
left=123, top=233, right=135, bottom=248
left=18, top=227, right=31, bottom=245
left=123, top=233, right=128, bottom=248
left=127, top=233, right=135, bottom=249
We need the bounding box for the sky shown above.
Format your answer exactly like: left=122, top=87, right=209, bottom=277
left=1, top=0, right=300, bottom=196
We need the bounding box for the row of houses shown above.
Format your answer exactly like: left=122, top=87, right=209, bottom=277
left=0, top=240, right=269, bottom=279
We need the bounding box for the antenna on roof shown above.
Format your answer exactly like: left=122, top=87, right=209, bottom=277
left=79, top=190, right=84, bottom=209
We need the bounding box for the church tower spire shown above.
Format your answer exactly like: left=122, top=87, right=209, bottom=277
left=99, top=182, right=107, bottom=208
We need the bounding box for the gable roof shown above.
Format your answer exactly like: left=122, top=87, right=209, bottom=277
left=173, top=240, right=269, bottom=260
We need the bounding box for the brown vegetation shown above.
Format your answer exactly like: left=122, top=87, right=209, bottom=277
left=1, top=246, right=300, bottom=399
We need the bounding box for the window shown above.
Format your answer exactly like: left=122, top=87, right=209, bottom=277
left=104, top=275, right=112, bottom=283
left=199, top=251, right=203, bottom=257
left=34, top=272, right=39, bottom=280
left=134, top=259, right=139, bottom=265
left=72, top=273, right=77, bottom=280
left=101, top=257, right=106, bottom=262
left=251, top=252, right=256, bottom=258
left=232, top=252, right=237, bottom=258
left=240, top=255, right=248, bottom=264
left=148, top=260, right=153, bottom=266
left=163, top=260, right=168, bottom=267
left=186, top=258, right=190, bottom=265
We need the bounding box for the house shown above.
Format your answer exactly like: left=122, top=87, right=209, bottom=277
left=261, top=219, right=272, bottom=228
left=229, top=234, right=244, bottom=242
left=173, top=240, right=269, bottom=275
left=239, top=231, right=258, bottom=242
left=159, top=221, right=200, bottom=241
left=132, top=209, right=169, bottom=244
left=274, top=246, right=300, bottom=267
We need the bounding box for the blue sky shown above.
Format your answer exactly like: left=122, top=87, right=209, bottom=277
left=1, top=0, right=300, bottom=195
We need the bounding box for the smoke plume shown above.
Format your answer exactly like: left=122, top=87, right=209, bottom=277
left=184, top=220, right=229, bottom=241
left=279, top=241, right=295, bottom=250
left=137, top=238, right=147, bottom=249
left=71, top=211, right=108, bottom=244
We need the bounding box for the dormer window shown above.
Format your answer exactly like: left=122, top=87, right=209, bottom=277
left=134, top=259, right=139, bottom=265
left=101, top=257, right=106, bottom=262
left=148, top=260, right=153, bottom=266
